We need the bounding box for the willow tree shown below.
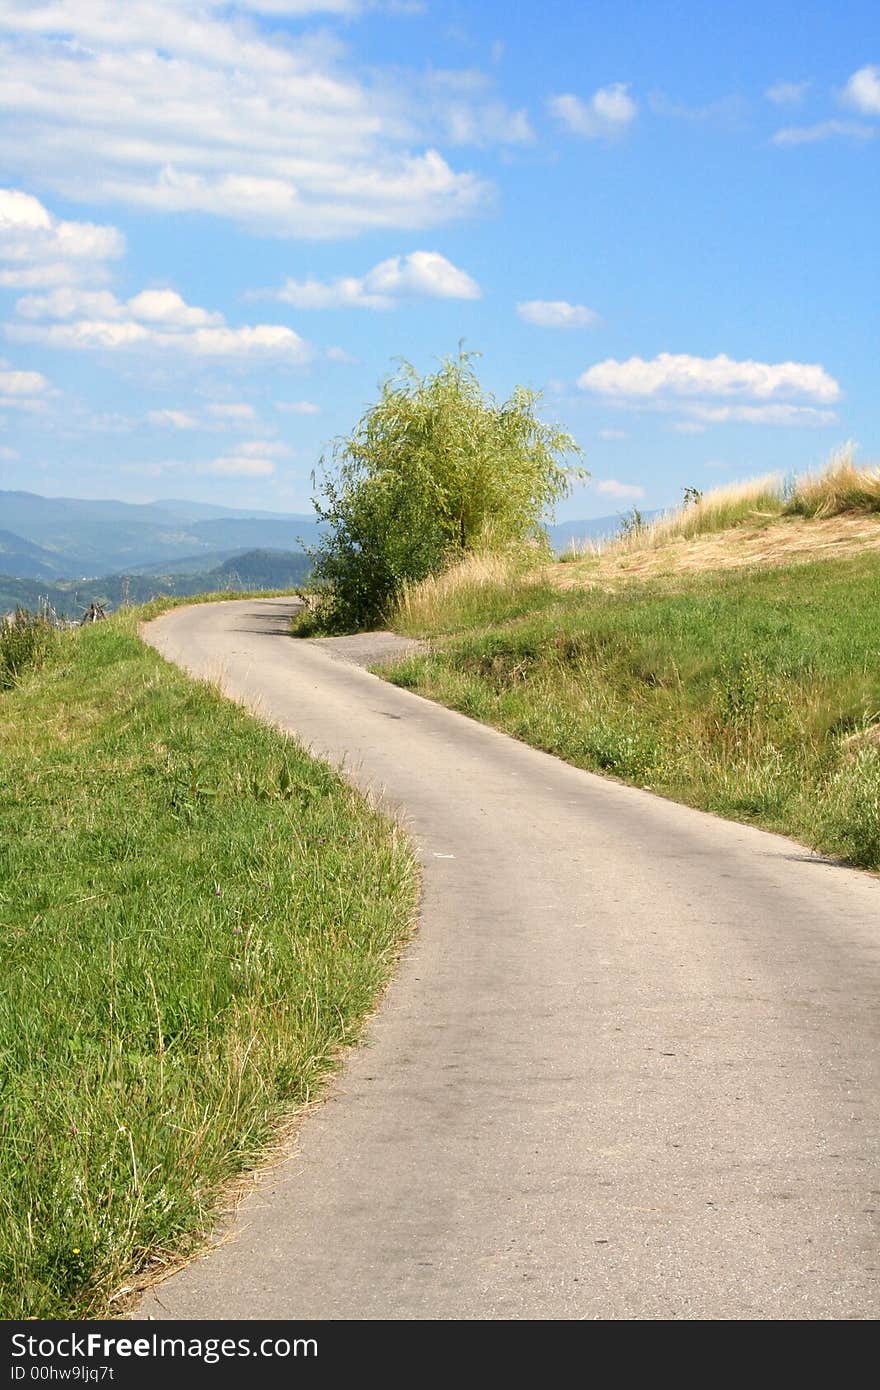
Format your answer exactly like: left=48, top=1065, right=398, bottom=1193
left=302, top=351, right=585, bottom=632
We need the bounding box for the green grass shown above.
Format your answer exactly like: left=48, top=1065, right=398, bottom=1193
left=1, top=607, right=61, bottom=690
left=0, top=602, right=417, bottom=1319
left=388, top=550, right=880, bottom=870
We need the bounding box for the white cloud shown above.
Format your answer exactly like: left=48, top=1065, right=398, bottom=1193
left=598, top=428, right=627, bottom=440
left=7, top=271, right=313, bottom=363
left=276, top=250, right=481, bottom=310
left=578, top=352, right=840, bottom=403
left=207, top=403, right=257, bottom=422
left=0, top=366, right=50, bottom=396
left=196, top=455, right=276, bottom=477
left=277, top=399, right=320, bottom=414
left=0, top=444, right=19, bottom=459
left=772, top=120, right=875, bottom=145
left=0, top=186, right=124, bottom=289
left=238, top=439, right=292, bottom=458
left=680, top=403, right=837, bottom=428
left=148, top=409, right=199, bottom=429
left=841, top=65, right=880, bottom=115
left=670, top=420, right=707, bottom=435
left=549, top=84, right=637, bottom=139
left=765, top=80, right=810, bottom=106
left=517, top=300, right=599, bottom=329
left=15, top=288, right=123, bottom=320
left=0, top=362, right=50, bottom=409
left=127, top=289, right=224, bottom=328
left=0, top=5, right=493, bottom=238
left=421, top=69, right=533, bottom=147
left=595, top=478, right=644, bottom=500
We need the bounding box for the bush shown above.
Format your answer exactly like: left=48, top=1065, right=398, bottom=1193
left=301, top=351, right=584, bottom=632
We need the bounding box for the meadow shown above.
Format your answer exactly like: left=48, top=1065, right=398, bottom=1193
left=0, top=602, right=417, bottom=1318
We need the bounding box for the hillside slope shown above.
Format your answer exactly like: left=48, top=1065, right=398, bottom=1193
left=387, top=506, right=880, bottom=871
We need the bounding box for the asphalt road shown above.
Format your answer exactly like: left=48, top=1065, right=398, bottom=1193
left=138, top=597, right=880, bottom=1320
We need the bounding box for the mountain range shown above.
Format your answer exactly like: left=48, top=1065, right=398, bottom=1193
left=0, top=489, right=638, bottom=617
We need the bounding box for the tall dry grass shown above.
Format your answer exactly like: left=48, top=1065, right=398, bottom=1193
left=395, top=550, right=548, bottom=636
left=788, top=446, right=880, bottom=518
left=590, top=445, right=880, bottom=559
left=607, top=473, right=786, bottom=556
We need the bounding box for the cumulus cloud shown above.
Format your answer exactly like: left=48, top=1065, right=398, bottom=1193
left=841, top=65, right=880, bottom=115
left=127, top=289, right=224, bottom=328
left=0, top=187, right=124, bottom=289
left=578, top=352, right=840, bottom=404
left=765, top=80, right=810, bottom=106
left=0, top=366, right=50, bottom=396
left=0, top=362, right=50, bottom=410
left=548, top=84, right=637, bottom=139
left=277, top=399, right=320, bottom=414
left=275, top=250, right=481, bottom=310
left=517, top=300, right=599, bottom=329
left=0, top=4, right=494, bottom=238
left=595, top=478, right=644, bottom=500
left=8, top=278, right=313, bottom=363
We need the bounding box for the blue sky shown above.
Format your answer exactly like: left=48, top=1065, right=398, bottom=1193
left=0, top=0, right=877, bottom=521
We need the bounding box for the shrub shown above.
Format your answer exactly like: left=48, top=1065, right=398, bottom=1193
left=301, top=351, right=584, bottom=632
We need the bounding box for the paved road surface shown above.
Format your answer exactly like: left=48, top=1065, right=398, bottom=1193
left=138, top=597, right=880, bottom=1320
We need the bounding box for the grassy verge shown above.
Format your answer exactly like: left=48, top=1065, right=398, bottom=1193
left=0, top=601, right=417, bottom=1318
left=388, top=549, right=880, bottom=869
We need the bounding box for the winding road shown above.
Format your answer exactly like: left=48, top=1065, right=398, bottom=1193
left=138, top=597, right=880, bottom=1320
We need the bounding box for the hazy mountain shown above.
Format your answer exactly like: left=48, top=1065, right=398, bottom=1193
left=0, top=487, right=650, bottom=586
left=0, top=490, right=321, bottom=574
left=0, top=548, right=312, bottom=618
left=0, top=529, right=92, bottom=581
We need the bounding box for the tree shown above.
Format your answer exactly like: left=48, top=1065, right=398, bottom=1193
left=301, top=351, right=585, bottom=632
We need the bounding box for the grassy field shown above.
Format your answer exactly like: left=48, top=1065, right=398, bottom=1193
left=0, top=601, right=417, bottom=1318
left=389, top=543, right=880, bottom=871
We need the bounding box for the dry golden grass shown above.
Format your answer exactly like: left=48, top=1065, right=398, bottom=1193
left=553, top=447, right=880, bottom=588
left=396, top=550, right=528, bottom=631
left=551, top=512, right=880, bottom=588
left=789, top=455, right=880, bottom=517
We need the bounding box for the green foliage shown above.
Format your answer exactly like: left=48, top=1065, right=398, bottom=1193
left=385, top=549, right=880, bottom=870
left=302, top=351, right=584, bottom=632
left=682, top=486, right=703, bottom=507
left=0, top=605, right=417, bottom=1317
left=616, top=506, right=645, bottom=539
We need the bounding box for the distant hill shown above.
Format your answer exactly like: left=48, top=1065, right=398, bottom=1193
left=0, top=548, right=311, bottom=618
left=0, top=490, right=321, bottom=575
left=0, top=529, right=92, bottom=581
left=0, top=487, right=651, bottom=573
